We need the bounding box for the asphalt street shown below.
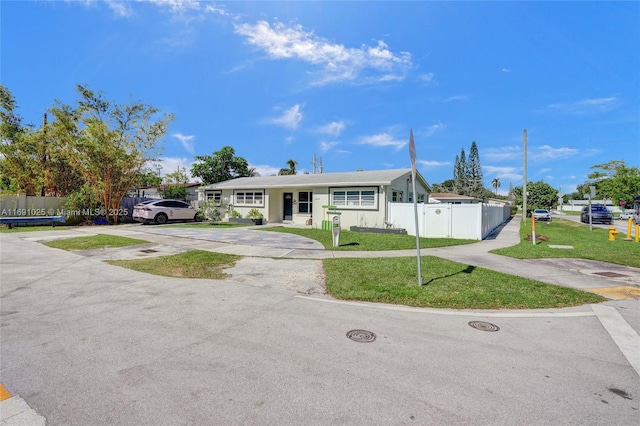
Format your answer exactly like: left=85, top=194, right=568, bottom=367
left=1, top=218, right=639, bottom=425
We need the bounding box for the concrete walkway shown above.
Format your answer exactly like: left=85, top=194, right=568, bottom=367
left=42, top=217, right=640, bottom=296
left=2, top=218, right=639, bottom=425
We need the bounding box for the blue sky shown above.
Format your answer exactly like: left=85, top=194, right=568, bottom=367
left=2, top=1, right=639, bottom=195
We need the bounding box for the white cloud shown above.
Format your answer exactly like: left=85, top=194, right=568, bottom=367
left=483, top=166, right=522, bottom=183
left=172, top=132, right=195, bottom=153
left=320, top=141, right=339, bottom=153
left=532, top=145, right=579, bottom=161
left=250, top=164, right=280, bottom=177
left=442, top=95, right=469, bottom=103
left=483, top=146, right=521, bottom=162
left=358, top=133, right=406, bottom=150
left=105, top=0, right=134, bottom=17
left=234, top=21, right=413, bottom=85
left=158, top=157, right=194, bottom=180
left=501, top=68, right=511, bottom=73
left=545, top=97, right=618, bottom=114
left=419, top=73, right=437, bottom=85
left=267, top=104, right=303, bottom=130
left=422, top=122, right=445, bottom=138
left=317, top=121, right=346, bottom=137
left=417, top=160, right=450, bottom=167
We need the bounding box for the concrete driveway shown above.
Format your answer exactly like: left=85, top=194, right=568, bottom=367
left=1, top=227, right=639, bottom=425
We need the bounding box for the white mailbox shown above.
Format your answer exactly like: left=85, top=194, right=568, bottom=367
left=331, top=213, right=341, bottom=247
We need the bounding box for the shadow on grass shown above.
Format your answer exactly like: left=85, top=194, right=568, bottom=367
left=339, top=242, right=360, bottom=247
left=423, top=265, right=476, bottom=285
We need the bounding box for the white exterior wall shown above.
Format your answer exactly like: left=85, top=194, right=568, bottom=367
left=387, top=202, right=511, bottom=240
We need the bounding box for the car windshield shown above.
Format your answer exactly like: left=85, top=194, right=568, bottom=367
left=534, top=210, right=548, bottom=213
left=591, top=206, right=609, bottom=212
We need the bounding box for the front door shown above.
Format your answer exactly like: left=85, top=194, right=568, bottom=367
left=283, top=193, right=293, bottom=221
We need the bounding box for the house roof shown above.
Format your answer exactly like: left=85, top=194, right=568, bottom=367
left=430, top=193, right=478, bottom=201
left=197, top=168, right=429, bottom=191
left=429, top=192, right=479, bottom=201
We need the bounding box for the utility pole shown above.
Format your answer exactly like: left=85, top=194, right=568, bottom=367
left=40, top=113, right=48, bottom=196
left=523, top=129, right=527, bottom=224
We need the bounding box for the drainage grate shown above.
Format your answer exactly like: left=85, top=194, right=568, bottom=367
left=593, top=271, right=629, bottom=278
left=139, top=249, right=158, bottom=254
left=468, top=321, right=500, bottom=332
left=346, top=329, right=377, bottom=343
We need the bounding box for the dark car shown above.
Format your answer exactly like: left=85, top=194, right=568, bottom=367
left=580, top=205, right=613, bottom=225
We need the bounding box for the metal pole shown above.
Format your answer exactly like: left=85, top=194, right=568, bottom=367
left=409, top=130, right=423, bottom=285
left=523, top=129, right=527, bottom=224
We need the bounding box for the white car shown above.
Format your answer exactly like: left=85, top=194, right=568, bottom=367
left=532, top=209, right=552, bottom=221
left=619, top=209, right=635, bottom=220
left=132, top=199, right=201, bottom=224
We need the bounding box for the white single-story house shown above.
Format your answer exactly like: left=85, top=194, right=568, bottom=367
left=196, top=168, right=430, bottom=228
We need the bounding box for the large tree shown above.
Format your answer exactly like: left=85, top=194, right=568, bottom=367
left=0, top=85, right=39, bottom=194
left=191, top=146, right=250, bottom=185
left=454, top=149, right=467, bottom=195
left=492, top=177, right=501, bottom=195
left=513, top=180, right=558, bottom=214
left=586, top=160, right=640, bottom=206
left=468, top=141, right=483, bottom=197
left=50, top=84, right=173, bottom=223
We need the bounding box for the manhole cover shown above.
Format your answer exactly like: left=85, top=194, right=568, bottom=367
left=139, top=249, right=158, bottom=254
left=468, top=321, right=500, bottom=332
left=593, top=271, right=629, bottom=278
left=346, top=329, right=377, bottom=343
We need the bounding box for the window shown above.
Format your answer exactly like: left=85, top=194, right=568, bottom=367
left=298, top=191, right=312, bottom=213
left=392, top=191, right=402, bottom=202
left=331, top=187, right=377, bottom=209
left=206, top=191, right=221, bottom=203
left=235, top=191, right=264, bottom=206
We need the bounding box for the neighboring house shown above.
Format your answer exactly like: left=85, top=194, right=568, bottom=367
left=429, top=193, right=479, bottom=204
left=196, top=168, right=430, bottom=228
left=485, top=198, right=510, bottom=206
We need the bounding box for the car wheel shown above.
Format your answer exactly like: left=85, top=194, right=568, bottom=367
left=194, top=213, right=203, bottom=222
left=154, top=213, right=168, bottom=225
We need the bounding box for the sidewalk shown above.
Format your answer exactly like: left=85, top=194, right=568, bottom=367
left=63, top=217, right=640, bottom=298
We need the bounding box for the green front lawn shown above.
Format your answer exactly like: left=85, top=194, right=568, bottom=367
left=324, top=255, right=604, bottom=309
left=44, top=234, right=149, bottom=250
left=106, top=250, right=241, bottom=279
left=1, top=225, right=73, bottom=233
left=263, top=226, right=477, bottom=251
left=491, top=218, right=640, bottom=268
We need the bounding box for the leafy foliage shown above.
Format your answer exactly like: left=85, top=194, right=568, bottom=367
left=50, top=84, right=173, bottom=223
left=586, top=160, right=640, bottom=206
left=512, top=180, right=558, bottom=213
left=190, top=146, right=250, bottom=184
left=278, top=159, right=298, bottom=175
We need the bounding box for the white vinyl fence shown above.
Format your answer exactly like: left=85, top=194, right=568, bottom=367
left=387, top=202, right=511, bottom=240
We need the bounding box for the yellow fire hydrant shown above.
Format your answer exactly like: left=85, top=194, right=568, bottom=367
left=608, top=225, right=619, bottom=241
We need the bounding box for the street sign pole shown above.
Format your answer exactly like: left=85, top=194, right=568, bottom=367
left=409, top=130, right=423, bottom=285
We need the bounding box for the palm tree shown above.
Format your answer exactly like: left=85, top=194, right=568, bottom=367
left=278, top=159, right=298, bottom=176
left=492, top=177, right=501, bottom=195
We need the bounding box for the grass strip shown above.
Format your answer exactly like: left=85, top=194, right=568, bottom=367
left=491, top=218, right=640, bottom=268
left=44, top=234, right=148, bottom=250
left=324, top=256, right=605, bottom=309
left=1, top=225, right=73, bottom=233
left=106, top=250, right=241, bottom=279
left=264, top=226, right=477, bottom=251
